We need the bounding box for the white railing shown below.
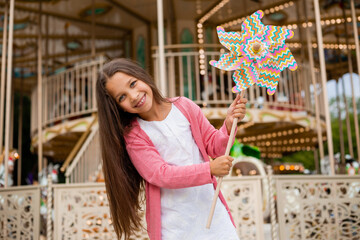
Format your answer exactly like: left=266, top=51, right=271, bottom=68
left=2, top=175, right=359, bottom=239
left=276, top=175, right=360, bottom=240
left=31, top=55, right=105, bottom=134
left=49, top=176, right=265, bottom=240
left=0, top=185, right=41, bottom=239
left=65, top=124, right=101, bottom=183
left=153, top=44, right=324, bottom=116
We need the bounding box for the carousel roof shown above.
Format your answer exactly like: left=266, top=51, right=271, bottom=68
left=0, top=0, right=359, bottom=94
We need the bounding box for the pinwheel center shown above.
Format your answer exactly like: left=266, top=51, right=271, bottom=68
left=252, top=42, right=262, bottom=53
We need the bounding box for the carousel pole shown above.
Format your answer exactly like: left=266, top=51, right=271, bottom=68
left=4, top=0, right=15, bottom=187
left=156, top=0, right=167, bottom=96
left=350, top=0, right=360, bottom=161
left=0, top=0, right=8, bottom=159
left=313, top=0, right=335, bottom=175
left=37, top=1, right=44, bottom=177
left=303, top=0, right=325, bottom=166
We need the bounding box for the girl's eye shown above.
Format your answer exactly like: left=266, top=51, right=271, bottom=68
left=130, top=80, right=137, bottom=87
left=119, top=95, right=125, bottom=102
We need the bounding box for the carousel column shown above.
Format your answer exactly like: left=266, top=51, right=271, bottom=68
left=304, top=0, right=325, bottom=170
left=313, top=0, right=335, bottom=175
left=4, top=0, right=15, bottom=188
left=37, top=2, right=44, bottom=178
left=156, top=0, right=167, bottom=96
left=350, top=0, right=360, bottom=161
left=0, top=0, right=8, bottom=158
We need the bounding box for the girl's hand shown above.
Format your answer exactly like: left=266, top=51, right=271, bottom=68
left=225, top=94, right=247, bottom=134
left=210, top=156, right=234, bottom=177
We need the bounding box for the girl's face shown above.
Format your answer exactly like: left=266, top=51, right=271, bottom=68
left=105, top=72, right=154, bottom=116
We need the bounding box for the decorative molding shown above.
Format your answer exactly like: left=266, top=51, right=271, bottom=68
left=259, top=111, right=286, bottom=122
left=32, top=116, right=95, bottom=145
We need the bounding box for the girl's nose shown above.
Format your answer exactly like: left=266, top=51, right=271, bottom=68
left=130, top=92, right=140, bottom=103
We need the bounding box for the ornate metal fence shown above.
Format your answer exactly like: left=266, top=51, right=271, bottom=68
left=276, top=175, right=360, bottom=240
left=50, top=177, right=265, bottom=240
left=51, top=182, right=148, bottom=240
left=0, top=186, right=40, bottom=240
left=2, top=175, right=359, bottom=239
left=222, top=176, right=265, bottom=240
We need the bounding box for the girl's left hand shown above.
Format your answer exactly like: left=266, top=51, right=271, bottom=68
left=225, top=94, right=247, bottom=134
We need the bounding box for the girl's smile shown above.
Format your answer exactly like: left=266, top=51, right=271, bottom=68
left=135, top=94, right=146, bottom=108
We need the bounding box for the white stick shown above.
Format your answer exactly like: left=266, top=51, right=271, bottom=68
left=206, top=90, right=245, bottom=228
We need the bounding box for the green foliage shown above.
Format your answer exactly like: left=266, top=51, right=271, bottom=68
left=230, top=139, right=260, bottom=159
left=324, top=111, right=360, bottom=160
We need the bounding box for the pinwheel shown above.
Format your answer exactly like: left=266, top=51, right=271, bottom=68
left=210, top=10, right=297, bottom=95
left=206, top=10, right=297, bottom=228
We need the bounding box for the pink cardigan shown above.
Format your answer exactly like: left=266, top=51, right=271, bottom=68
left=124, top=97, right=236, bottom=240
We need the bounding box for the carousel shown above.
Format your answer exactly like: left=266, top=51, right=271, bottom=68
left=0, top=0, right=359, bottom=239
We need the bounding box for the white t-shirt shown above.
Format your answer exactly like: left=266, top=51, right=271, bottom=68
left=138, top=104, right=239, bottom=240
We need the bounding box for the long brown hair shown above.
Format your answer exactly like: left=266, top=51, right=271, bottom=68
left=96, top=58, right=167, bottom=239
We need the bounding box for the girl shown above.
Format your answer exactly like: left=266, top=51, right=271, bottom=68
left=96, top=58, right=247, bottom=240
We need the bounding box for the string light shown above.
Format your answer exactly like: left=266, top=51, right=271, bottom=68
left=197, top=0, right=230, bottom=75
left=199, top=0, right=230, bottom=24
left=221, top=1, right=294, bottom=28
left=286, top=15, right=355, bottom=30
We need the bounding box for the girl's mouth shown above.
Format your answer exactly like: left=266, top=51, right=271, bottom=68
left=135, top=94, right=146, bottom=108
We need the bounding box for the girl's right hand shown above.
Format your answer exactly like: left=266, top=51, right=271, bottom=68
left=210, top=156, right=234, bottom=177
